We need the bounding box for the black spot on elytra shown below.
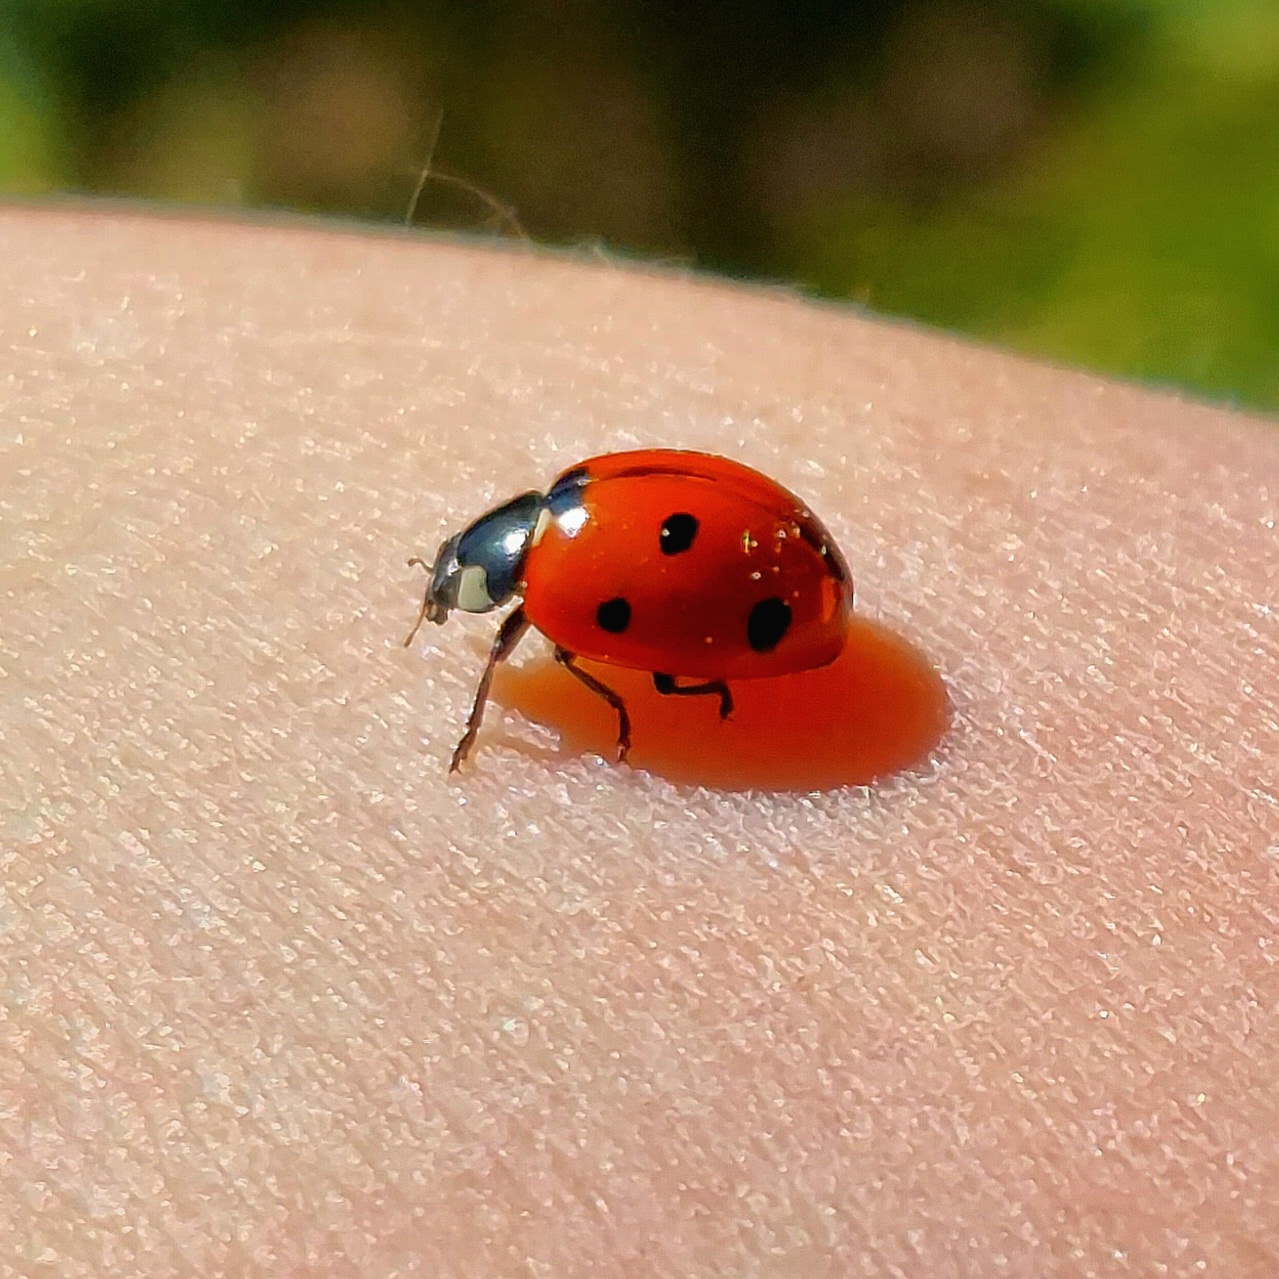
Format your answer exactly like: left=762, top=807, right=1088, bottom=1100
left=596, top=597, right=632, bottom=633
left=659, top=512, right=699, bottom=555
left=747, top=597, right=791, bottom=652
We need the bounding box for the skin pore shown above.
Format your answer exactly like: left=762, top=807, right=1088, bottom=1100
left=2, top=206, right=1276, bottom=1277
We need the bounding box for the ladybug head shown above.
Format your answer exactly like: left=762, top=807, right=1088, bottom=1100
left=408, top=491, right=544, bottom=634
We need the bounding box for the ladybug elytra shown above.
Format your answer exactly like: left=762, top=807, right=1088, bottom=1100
left=406, top=449, right=855, bottom=770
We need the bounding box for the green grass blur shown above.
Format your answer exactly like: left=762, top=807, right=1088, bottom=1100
left=5, top=0, right=1278, bottom=411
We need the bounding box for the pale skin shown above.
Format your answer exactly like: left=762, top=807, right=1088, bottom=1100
left=2, top=205, right=1277, bottom=1278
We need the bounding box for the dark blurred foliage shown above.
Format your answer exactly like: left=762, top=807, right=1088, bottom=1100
left=4, top=0, right=1279, bottom=410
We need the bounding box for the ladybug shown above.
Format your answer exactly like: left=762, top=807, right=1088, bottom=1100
left=405, top=449, right=855, bottom=771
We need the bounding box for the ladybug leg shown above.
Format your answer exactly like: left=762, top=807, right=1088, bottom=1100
left=450, top=606, right=531, bottom=772
left=555, top=649, right=633, bottom=761
left=653, top=673, right=733, bottom=720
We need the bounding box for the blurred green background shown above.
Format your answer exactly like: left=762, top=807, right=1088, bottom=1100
left=5, top=0, right=1278, bottom=410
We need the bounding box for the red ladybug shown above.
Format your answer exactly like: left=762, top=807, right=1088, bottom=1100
left=406, top=449, right=855, bottom=771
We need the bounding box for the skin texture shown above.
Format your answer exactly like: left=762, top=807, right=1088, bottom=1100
left=1, top=205, right=1276, bottom=1278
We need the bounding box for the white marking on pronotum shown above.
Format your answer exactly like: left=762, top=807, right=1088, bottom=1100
left=531, top=507, right=554, bottom=547
left=456, top=564, right=493, bottom=612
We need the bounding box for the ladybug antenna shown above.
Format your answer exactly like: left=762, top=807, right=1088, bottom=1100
left=403, top=555, right=435, bottom=648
